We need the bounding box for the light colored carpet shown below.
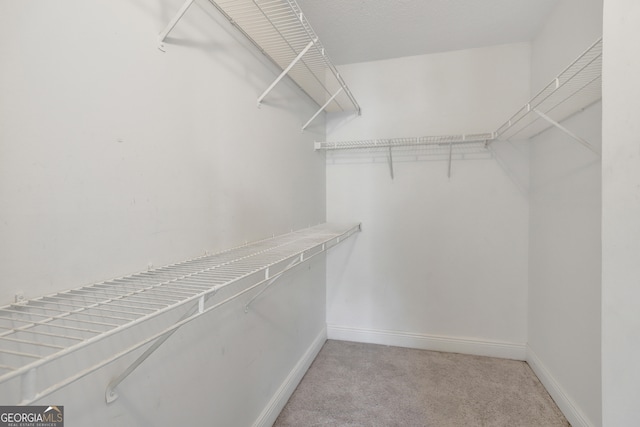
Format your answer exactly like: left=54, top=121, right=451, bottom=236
left=274, top=340, right=569, bottom=427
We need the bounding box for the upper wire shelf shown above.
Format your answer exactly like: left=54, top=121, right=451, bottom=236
left=158, top=0, right=360, bottom=129
left=315, top=37, right=603, bottom=154
left=209, top=0, right=360, bottom=114
left=494, top=37, right=602, bottom=141
left=0, top=223, right=360, bottom=405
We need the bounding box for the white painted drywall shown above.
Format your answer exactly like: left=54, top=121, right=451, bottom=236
left=527, top=0, right=603, bottom=426
left=325, top=44, right=531, bottom=355
left=530, top=0, right=604, bottom=90
left=602, top=1, right=640, bottom=425
left=0, top=0, right=326, bottom=425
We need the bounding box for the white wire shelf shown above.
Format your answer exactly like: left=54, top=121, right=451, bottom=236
left=315, top=37, right=602, bottom=164
left=316, top=134, right=494, bottom=179
left=495, top=37, right=602, bottom=141
left=315, top=134, right=494, bottom=151
left=0, top=223, right=360, bottom=405
left=159, top=0, right=360, bottom=129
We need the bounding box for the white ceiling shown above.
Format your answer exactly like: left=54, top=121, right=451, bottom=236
left=296, top=0, right=560, bottom=65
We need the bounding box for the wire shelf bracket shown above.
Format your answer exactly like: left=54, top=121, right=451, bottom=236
left=492, top=37, right=602, bottom=153
left=157, top=0, right=361, bottom=129
left=257, top=38, right=317, bottom=108
left=315, top=37, right=602, bottom=172
left=315, top=134, right=494, bottom=178
left=105, top=291, right=215, bottom=403
left=244, top=256, right=300, bottom=313
left=303, top=87, right=343, bottom=131
left=314, top=134, right=494, bottom=151
left=533, top=108, right=599, bottom=154
left=158, top=0, right=195, bottom=51
left=0, top=223, right=361, bottom=406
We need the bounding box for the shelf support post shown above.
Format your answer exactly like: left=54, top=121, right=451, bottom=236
left=533, top=109, right=599, bottom=155
left=257, top=39, right=316, bottom=107
left=302, top=87, right=343, bottom=131
left=158, top=0, right=195, bottom=47
left=387, top=145, right=394, bottom=180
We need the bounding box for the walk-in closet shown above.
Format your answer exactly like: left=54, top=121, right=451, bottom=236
left=1, top=0, right=638, bottom=426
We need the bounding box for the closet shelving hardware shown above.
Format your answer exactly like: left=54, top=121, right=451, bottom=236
left=314, top=134, right=494, bottom=151
left=159, top=0, right=361, bottom=130
left=0, top=223, right=361, bottom=405
left=315, top=134, right=494, bottom=179
left=316, top=37, right=603, bottom=169
left=493, top=37, right=602, bottom=150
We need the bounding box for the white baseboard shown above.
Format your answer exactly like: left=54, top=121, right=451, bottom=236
left=526, top=345, right=594, bottom=427
left=255, top=326, right=593, bottom=427
left=253, top=327, right=327, bottom=427
left=327, top=324, right=526, bottom=360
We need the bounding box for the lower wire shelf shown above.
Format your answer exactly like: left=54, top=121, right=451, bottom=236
left=0, top=223, right=361, bottom=405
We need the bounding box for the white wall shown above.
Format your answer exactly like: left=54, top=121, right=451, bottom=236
left=602, top=1, right=640, bottom=425
left=0, top=0, right=326, bottom=425
left=530, top=0, right=604, bottom=90
left=325, top=43, right=531, bottom=358
left=526, top=1, right=603, bottom=426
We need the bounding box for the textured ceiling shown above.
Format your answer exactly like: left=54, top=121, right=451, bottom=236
left=296, top=0, right=560, bottom=65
